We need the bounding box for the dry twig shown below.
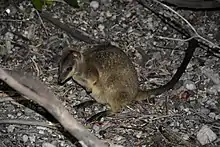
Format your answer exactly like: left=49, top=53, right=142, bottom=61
left=0, top=119, right=58, bottom=130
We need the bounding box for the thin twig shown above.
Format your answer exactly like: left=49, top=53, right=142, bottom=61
left=0, top=119, right=59, bottom=130
left=35, top=9, right=48, bottom=36
left=155, top=35, right=196, bottom=42
left=0, top=19, right=25, bottom=22
left=31, top=57, right=40, bottom=77
left=139, top=113, right=181, bottom=120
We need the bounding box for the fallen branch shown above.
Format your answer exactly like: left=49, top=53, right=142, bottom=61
left=40, top=11, right=105, bottom=44
left=0, top=68, right=116, bottom=147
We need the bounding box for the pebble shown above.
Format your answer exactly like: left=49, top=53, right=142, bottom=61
left=198, top=108, right=210, bottom=115
left=209, top=112, right=216, bottom=119
left=7, top=125, right=15, bottom=133
left=184, top=80, right=197, bottom=90
left=90, top=1, right=99, bottom=10
left=17, top=112, right=22, bottom=116
left=98, top=24, right=105, bottom=31
left=23, top=135, right=29, bottom=143
left=47, top=76, right=53, bottom=82
left=106, top=11, right=112, bottom=17
left=197, top=125, right=217, bottom=145
left=6, top=8, right=11, bottom=14
left=39, top=130, right=45, bottom=134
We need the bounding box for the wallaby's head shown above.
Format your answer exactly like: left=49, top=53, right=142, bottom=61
left=58, top=48, right=84, bottom=85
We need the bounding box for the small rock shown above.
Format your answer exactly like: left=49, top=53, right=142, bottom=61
left=98, top=24, right=105, bottom=31
left=7, top=125, right=15, bottom=133
left=47, top=76, right=53, bottom=82
left=32, top=55, right=36, bottom=60
left=23, top=135, right=29, bottom=143
left=90, top=1, right=99, bottom=9
left=184, top=81, right=196, bottom=90
left=6, top=5, right=17, bottom=15
left=42, top=142, right=56, bottom=147
left=209, top=112, right=216, bottom=119
left=39, top=130, right=44, bottom=134
left=125, top=12, right=131, bottom=18
left=197, top=125, right=217, bottom=145
left=17, top=112, right=22, bottom=116
left=106, top=11, right=112, bottom=18
left=198, top=108, right=210, bottom=115
left=6, top=8, right=11, bottom=14
left=163, top=26, right=167, bottom=31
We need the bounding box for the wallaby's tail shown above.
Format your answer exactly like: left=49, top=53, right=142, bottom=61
left=136, top=39, right=198, bottom=101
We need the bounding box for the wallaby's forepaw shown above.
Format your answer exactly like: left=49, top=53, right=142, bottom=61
left=86, top=110, right=112, bottom=123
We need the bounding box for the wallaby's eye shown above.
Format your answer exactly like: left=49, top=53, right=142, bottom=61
left=66, top=67, right=72, bottom=71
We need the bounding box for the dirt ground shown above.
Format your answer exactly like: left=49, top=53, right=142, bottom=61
left=0, top=0, right=220, bottom=147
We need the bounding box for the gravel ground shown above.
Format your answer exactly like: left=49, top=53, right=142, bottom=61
left=0, top=0, right=220, bottom=147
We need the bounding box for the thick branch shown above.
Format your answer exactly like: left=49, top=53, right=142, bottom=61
left=0, top=68, right=109, bottom=147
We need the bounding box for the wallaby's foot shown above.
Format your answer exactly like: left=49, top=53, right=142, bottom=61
left=73, top=100, right=96, bottom=109
left=86, top=110, right=112, bottom=123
